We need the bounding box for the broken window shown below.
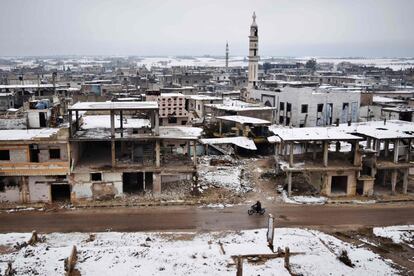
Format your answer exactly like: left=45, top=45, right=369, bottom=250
left=181, top=121, right=187, bottom=125
left=91, top=173, right=102, bottom=182
left=168, top=117, right=177, bottom=124
left=287, top=103, right=292, bottom=112
left=317, top=104, right=324, bottom=112
left=0, top=150, right=10, bottom=161
left=285, top=117, right=290, bottom=126
left=279, top=102, right=284, bottom=111
left=301, top=104, right=308, bottom=113
left=49, top=148, right=61, bottom=159
left=279, top=116, right=284, bottom=124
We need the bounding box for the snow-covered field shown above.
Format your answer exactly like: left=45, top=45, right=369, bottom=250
left=373, top=225, right=414, bottom=248
left=0, top=228, right=399, bottom=276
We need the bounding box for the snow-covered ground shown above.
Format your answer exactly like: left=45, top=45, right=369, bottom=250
left=197, top=156, right=252, bottom=193
left=281, top=191, right=327, bottom=205
left=373, top=225, right=414, bottom=248
left=0, top=228, right=398, bottom=276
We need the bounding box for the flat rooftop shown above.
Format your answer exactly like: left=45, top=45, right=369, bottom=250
left=0, top=128, right=61, bottom=141
left=339, top=120, right=414, bottom=140
left=200, top=137, right=257, bottom=150
left=0, top=84, right=58, bottom=89
left=269, top=126, right=363, bottom=142
left=217, top=115, right=271, bottom=125
left=69, top=101, right=158, bottom=111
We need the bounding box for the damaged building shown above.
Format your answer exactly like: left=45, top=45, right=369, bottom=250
left=0, top=128, right=70, bottom=203
left=68, top=101, right=202, bottom=202
left=269, top=120, right=414, bottom=197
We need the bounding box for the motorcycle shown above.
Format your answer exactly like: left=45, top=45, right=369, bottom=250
left=248, top=206, right=266, bottom=215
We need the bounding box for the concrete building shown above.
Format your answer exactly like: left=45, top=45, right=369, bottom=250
left=146, top=92, right=189, bottom=126
left=67, top=101, right=201, bottom=202
left=250, top=87, right=361, bottom=127
left=0, top=128, right=70, bottom=203
left=269, top=120, right=414, bottom=197
left=188, top=95, right=223, bottom=120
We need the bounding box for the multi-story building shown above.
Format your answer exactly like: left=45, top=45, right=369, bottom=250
left=250, top=86, right=361, bottom=127
left=0, top=128, right=70, bottom=202
left=146, top=92, right=189, bottom=126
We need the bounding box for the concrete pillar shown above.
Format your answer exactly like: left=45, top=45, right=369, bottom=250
left=393, top=139, right=399, bottom=163
left=323, top=141, right=329, bottom=167
left=143, top=171, right=146, bottom=191
left=406, top=139, right=411, bottom=162
left=75, top=111, right=79, bottom=131
left=110, top=110, right=115, bottom=138
left=384, top=140, right=389, bottom=157
left=367, top=137, right=372, bottom=149
left=403, top=169, right=408, bottom=194
left=193, top=141, right=197, bottom=166
left=155, top=140, right=160, bottom=168
left=20, top=176, right=30, bottom=203
left=287, top=171, right=292, bottom=196
left=154, top=112, right=159, bottom=135
left=335, top=141, right=340, bottom=152
left=68, top=110, right=73, bottom=138
left=111, top=140, right=116, bottom=167
left=391, top=170, right=397, bottom=194
left=371, top=167, right=377, bottom=178
left=375, top=139, right=381, bottom=156
left=353, top=142, right=360, bottom=166
left=289, top=142, right=294, bottom=167
left=153, top=173, right=161, bottom=195
left=119, top=110, right=124, bottom=130
left=219, top=120, right=222, bottom=136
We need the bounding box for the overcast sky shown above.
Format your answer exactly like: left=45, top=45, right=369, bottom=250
left=0, top=0, right=413, bottom=57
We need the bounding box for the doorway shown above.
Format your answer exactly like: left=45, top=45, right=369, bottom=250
left=331, top=175, right=348, bottom=195
left=51, top=184, right=71, bottom=202
left=123, top=172, right=144, bottom=194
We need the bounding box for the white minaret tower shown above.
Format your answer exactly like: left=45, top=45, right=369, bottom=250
left=225, top=41, right=229, bottom=69
left=248, top=12, right=259, bottom=88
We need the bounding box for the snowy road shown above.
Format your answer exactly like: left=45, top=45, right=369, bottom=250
left=0, top=203, right=413, bottom=233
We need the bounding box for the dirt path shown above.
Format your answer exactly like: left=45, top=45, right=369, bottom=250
left=0, top=202, right=413, bottom=233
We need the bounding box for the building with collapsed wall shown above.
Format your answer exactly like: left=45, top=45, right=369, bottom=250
left=269, top=120, right=414, bottom=197
left=68, top=101, right=201, bottom=202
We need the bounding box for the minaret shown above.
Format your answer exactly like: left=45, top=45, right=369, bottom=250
left=248, top=12, right=259, bottom=88
left=225, top=42, right=229, bottom=69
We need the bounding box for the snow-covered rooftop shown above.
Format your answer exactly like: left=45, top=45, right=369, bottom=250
left=189, top=95, right=222, bottom=101
left=159, top=126, right=203, bottom=139
left=373, top=96, right=406, bottom=104
left=269, top=126, right=362, bottom=142
left=160, top=93, right=185, bottom=97
left=217, top=115, right=271, bottom=125
left=0, top=84, right=57, bottom=89
left=0, top=128, right=61, bottom=141
left=200, top=137, right=257, bottom=150
left=81, top=115, right=150, bottom=129
left=339, top=120, right=414, bottom=140
left=206, top=99, right=276, bottom=112
left=69, top=101, right=158, bottom=111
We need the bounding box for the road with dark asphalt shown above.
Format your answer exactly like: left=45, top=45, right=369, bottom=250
left=0, top=203, right=413, bottom=233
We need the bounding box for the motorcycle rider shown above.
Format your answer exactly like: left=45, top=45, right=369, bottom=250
left=252, top=200, right=262, bottom=213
